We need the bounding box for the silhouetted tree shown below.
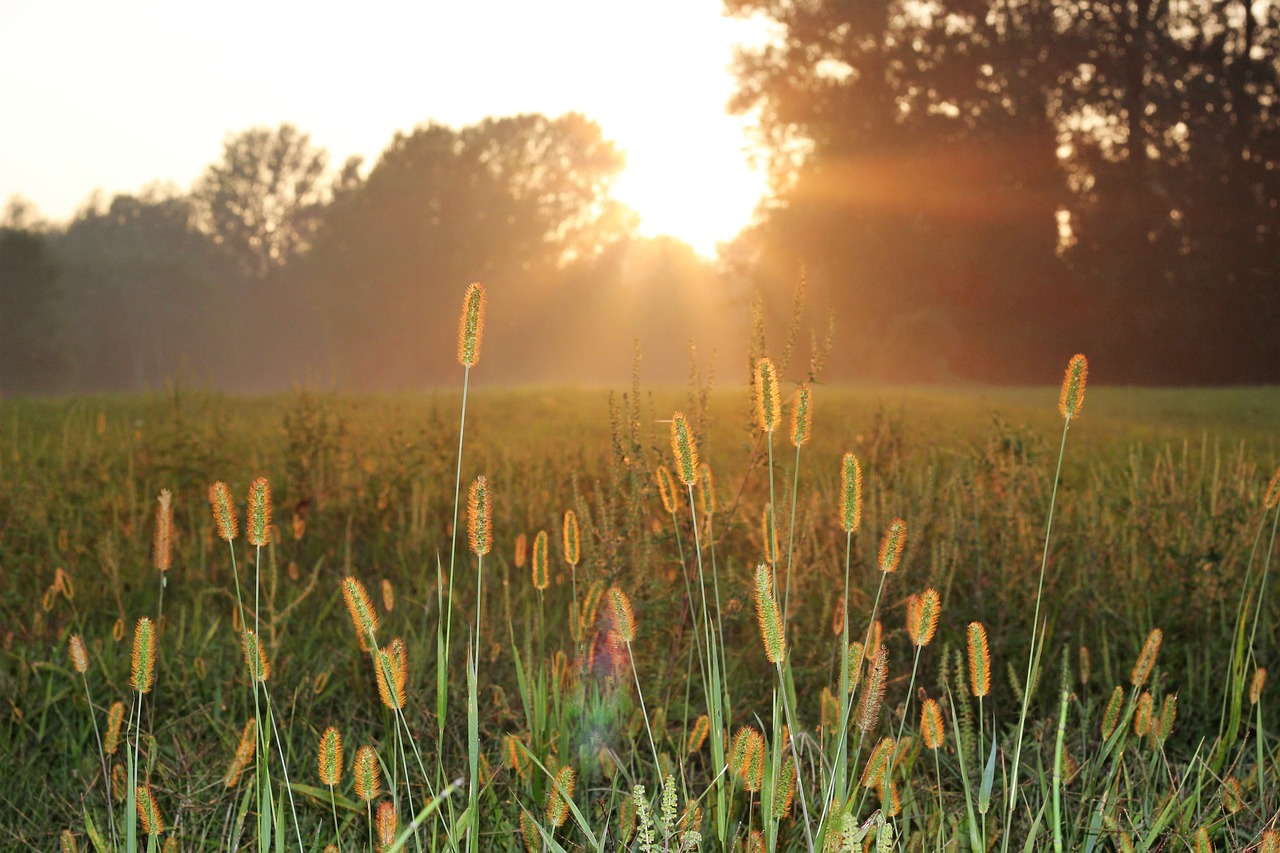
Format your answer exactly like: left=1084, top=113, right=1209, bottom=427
left=0, top=199, right=67, bottom=392
left=192, top=123, right=330, bottom=278
left=303, top=113, right=633, bottom=386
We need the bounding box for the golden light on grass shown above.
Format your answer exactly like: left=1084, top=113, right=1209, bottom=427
left=839, top=452, right=862, bottom=534
left=790, top=383, right=812, bottom=448
left=69, top=634, right=88, bottom=674
left=669, top=412, right=699, bottom=486
left=655, top=465, right=678, bottom=514
left=135, top=784, right=164, bottom=836
left=857, top=644, right=889, bottom=733
left=131, top=617, right=156, bottom=694
left=921, top=698, right=945, bottom=749
left=241, top=630, right=270, bottom=683
left=467, top=475, right=492, bottom=557
left=966, top=621, right=990, bottom=698
left=154, top=489, right=173, bottom=572
left=247, top=477, right=271, bottom=547
left=1130, top=627, right=1162, bottom=688
left=318, top=726, right=342, bottom=786
left=754, top=357, right=781, bottom=433
left=545, top=764, right=576, bottom=827
left=513, top=532, right=527, bottom=568
left=877, top=518, right=907, bottom=573
left=696, top=462, right=716, bottom=519
left=354, top=745, right=381, bottom=802
left=562, top=509, right=580, bottom=567
left=907, top=588, right=940, bottom=647
left=209, top=481, right=238, bottom=542
left=1059, top=353, right=1088, bottom=419
left=753, top=564, right=786, bottom=665
left=457, top=281, right=486, bottom=367
left=381, top=578, right=394, bottom=612
left=342, top=576, right=378, bottom=651
left=531, top=529, right=550, bottom=591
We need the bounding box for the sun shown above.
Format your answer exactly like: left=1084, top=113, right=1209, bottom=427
left=609, top=116, right=768, bottom=260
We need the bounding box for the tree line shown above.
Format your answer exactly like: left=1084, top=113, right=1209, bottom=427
left=726, top=0, right=1279, bottom=384
left=4, top=0, right=1278, bottom=393
left=1, top=115, right=735, bottom=394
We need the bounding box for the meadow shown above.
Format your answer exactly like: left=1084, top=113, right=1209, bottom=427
left=3, top=293, right=1280, bottom=852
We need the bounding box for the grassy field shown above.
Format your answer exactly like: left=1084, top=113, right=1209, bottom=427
left=2, top=367, right=1279, bottom=852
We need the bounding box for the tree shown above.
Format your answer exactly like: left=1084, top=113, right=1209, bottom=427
left=192, top=123, right=330, bottom=278
left=53, top=188, right=244, bottom=390
left=303, top=113, right=633, bottom=386
left=0, top=199, right=67, bottom=392
left=726, top=0, right=1280, bottom=383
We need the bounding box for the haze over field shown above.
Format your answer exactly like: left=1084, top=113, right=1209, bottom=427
left=2, top=0, right=1278, bottom=393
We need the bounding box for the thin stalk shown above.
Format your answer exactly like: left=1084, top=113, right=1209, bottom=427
left=327, top=782, right=342, bottom=853
left=442, top=363, right=472, bottom=760
left=79, top=673, right=118, bottom=850
left=625, top=642, right=662, bottom=773
left=776, top=664, right=815, bottom=852
left=1002, top=415, right=1072, bottom=851
left=686, top=485, right=728, bottom=844
left=782, top=441, right=802, bottom=622
left=265, top=698, right=305, bottom=853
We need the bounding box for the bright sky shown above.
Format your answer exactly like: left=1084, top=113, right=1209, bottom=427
left=0, top=0, right=772, bottom=258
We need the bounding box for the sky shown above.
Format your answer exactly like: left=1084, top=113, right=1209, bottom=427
left=0, top=0, right=773, bottom=258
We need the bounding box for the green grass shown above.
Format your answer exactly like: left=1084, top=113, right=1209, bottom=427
left=1, top=376, right=1278, bottom=851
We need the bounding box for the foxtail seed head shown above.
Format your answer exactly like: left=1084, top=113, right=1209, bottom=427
left=154, top=489, right=173, bottom=572
left=381, top=578, right=394, bottom=612
left=209, top=481, right=238, bottom=542
left=670, top=412, right=699, bottom=487
left=69, top=634, right=88, bottom=674
left=1261, top=830, right=1279, bottom=853
left=1158, top=694, right=1178, bottom=741
left=655, top=466, right=678, bottom=514
left=755, top=357, right=781, bottom=433
left=608, top=586, right=635, bottom=644
left=319, top=727, right=342, bottom=786
left=546, top=765, right=576, bottom=827
left=1101, top=685, right=1124, bottom=739
left=224, top=718, right=257, bottom=788
left=513, top=533, right=527, bottom=568
left=131, top=617, right=157, bottom=694
left=966, top=622, right=990, bottom=698
left=354, top=745, right=381, bottom=801
left=753, top=564, right=786, bottom=665
left=341, top=576, right=378, bottom=651
left=375, top=638, right=408, bottom=709
left=1130, top=628, right=1162, bottom=688
left=457, top=281, right=486, bottom=367
left=531, top=530, right=550, bottom=590
left=105, top=701, right=124, bottom=755
left=1134, top=691, right=1153, bottom=736
left=697, top=462, right=716, bottom=517
left=774, top=755, right=797, bottom=818
left=856, top=644, right=889, bottom=732
left=467, top=476, right=492, bottom=557
left=840, top=453, right=863, bottom=534
left=377, top=800, right=397, bottom=851
left=377, top=800, right=398, bottom=851
left=247, top=477, right=271, bottom=547
left=1250, top=667, right=1266, bottom=704
left=135, top=784, right=164, bottom=836
left=921, top=699, right=945, bottom=749
left=1265, top=466, right=1280, bottom=509
left=860, top=736, right=894, bottom=789
left=908, top=588, right=940, bottom=647
left=241, top=630, right=270, bottom=682
left=1059, top=353, right=1088, bottom=419
left=686, top=714, right=710, bottom=753
left=562, top=509, right=579, bottom=566
left=878, top=519, right=907, bottom=573
left=790, top=383, right=812, bottom=448
left=60, top=830, right=77, bottom=853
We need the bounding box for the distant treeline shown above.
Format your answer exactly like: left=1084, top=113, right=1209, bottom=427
left=3, top=0, right=1279, bottom=393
